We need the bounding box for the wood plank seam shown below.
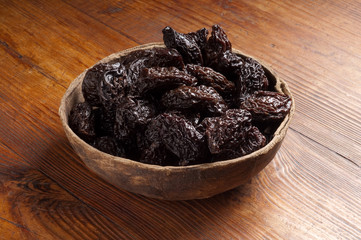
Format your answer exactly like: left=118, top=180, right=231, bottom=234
left=289, top=127, right=360, bottom=168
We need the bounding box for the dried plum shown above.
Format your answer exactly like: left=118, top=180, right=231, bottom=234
left=204, top=24, right=232, bottom=67
left=240, top=91, right=292, bottom=122
left=143, top=113, right=206, bottom=166
left=204, top=109, right=266, bottom=160
left=69, top=102, right=96, bottom=143
left=161, top=85, right=228, bottom=116
left=185, top=64, right=235, bottom=95
left=82, top=62, right=121, bottom=107
left=163, top=26, right=208, bottom=65
left=92, top=136, right=125, bottom=157
left=133, top=67, right=197, bottom=95
left=114, top=97, right=156, bottom=142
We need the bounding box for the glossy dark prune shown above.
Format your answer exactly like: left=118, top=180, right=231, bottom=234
left=204, top=25, right=232, bottom=67
left=143, top=113, right=206, bottom=166
left=166, top=110, right=201, bottom=127
left=82, top=63, right=121, bottom=107
left=92, top=136, right=126, bottom=157
left=204, top=109, right=266, bottom=160
left=161, top=85, right=228, bottom=116
left=114, top=97, right=156, bottom=142
left=205, top=109, right=252, bottom=155
left=98, top=66, right=127, bottom=108
left=185, top=64, right=235, bottom=95
left=239, top=91, right=292, bottom=122
left=95, top=106, right=116, bottom=136
left=162, top=26, right=208, bottom=65
left=215, top=50, right=244, bottom=80
left=235, top=57, right=269, bottom=103
left=69, top=102, right=96, bottom=143
left=133, top=67, right=197, bottom=95
left=213, top=126, right=266, bottom=161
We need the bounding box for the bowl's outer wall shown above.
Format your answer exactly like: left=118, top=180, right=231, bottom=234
left=59, top=43, right=294, bottom=200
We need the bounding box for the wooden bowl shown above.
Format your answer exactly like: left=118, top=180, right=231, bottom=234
left=59, top=43, right=295, bottom=200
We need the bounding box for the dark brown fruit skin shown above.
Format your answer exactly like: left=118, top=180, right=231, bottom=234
left=69, top=102, right=96, bottom=143
left=142, top=113, right=206, bottom=166
left=214, top=50, right=244, bottom=80
left=114, top=97, right=156, bottom=142
left=213, top=126, right=266, bottom=161
left=92, top=136, right=126, bottom=157
left=161, top=85, right=228, bottom=116
left=82, top=62, right=121, bottom=107
left=162, top=26, right=208, bottom=65
left=120, top=47, right=185, bottom=89
left=204, top=25, right=232, bottom=67
left=134, top=67, right=197, bottom=95
left=204, top=109, right=266, bottom=160
left=95, top=106, right=116, bottom=136
left=240, top=90, right=292, bottom=122
left=185, top=64, right=235, bottom=95
left=235, top=57, right=269, bottom=104
left=98, top=65, right=127, bottom=108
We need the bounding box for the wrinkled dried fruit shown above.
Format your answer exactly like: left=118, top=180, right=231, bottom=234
left=161, top=85, right=228, bottom=116
left=240, top=91, right=292, bottom=122
left=143, top=113, right=206, bottom=166
left=204, top=24, right=232, bottom=67
left=82, top=63, right=121, bottom=107
left=205, top=109, right=266, bottom=160
left=114, top=96, right=156, bottom=142
left=163, top=26, right=208, bottom=65
left=185, top=64, right=235, bottom=95
left=92, top=136, right=125, bottom=157
left=69, top=102, right=96, bottom=143
left=235, top=57, right=269, bottom=103
left=134, top=67, right=197, bottom=95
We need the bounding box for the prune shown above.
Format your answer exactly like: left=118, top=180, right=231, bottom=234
left=205, top=109, right=266, bottom=160
left=69, top=102, right=96, bottom=143
left=143, top=113, right=206, bottom=166
left=133, top=67, right=197, bottom=95
left=92, top=136, right=125, bottom=157
left=215, top=50, right=244, bottom=80
left=204, top=25, right=232, bottom=67
left=161, top=85, right=228, bottom=116
left=82, top=62, right=121, bottom=107
left=162, top=26, right=208, bottom=65
left=185, top=64, right=235, bottom=95
left=166, top=110, right=201, bottom=127
left=114, top=96, right=156, bottom=142
left=239, top=91, right=292, bottom=122
left=95, top=106, right=116, bottom=136
left=98, top=64, right=127, bottom=108
left=235, top=57, right=269, bottom=103
left=187, top=28, right=208, bottom=51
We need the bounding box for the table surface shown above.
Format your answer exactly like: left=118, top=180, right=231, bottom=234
left=1, top=0, right=360, bottom=239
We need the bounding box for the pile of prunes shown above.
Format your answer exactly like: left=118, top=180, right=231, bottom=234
left=69, top=25, right=292, bottom=166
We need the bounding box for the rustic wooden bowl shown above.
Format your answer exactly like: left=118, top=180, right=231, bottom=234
left=59, top=43, right=295, bottom=201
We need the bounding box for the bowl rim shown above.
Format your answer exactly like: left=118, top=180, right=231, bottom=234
left=59, top=42, right=295, bottom=171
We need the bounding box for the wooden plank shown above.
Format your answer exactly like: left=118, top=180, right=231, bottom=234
left=0, top=0, right=360, bottom=239
left=0, top=147, right=131, bottom=239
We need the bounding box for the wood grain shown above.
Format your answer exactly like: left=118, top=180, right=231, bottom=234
left=0, top=0, right=360, bottom=239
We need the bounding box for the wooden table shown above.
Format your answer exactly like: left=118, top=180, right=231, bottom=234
left=1, top=0, right=360, bottom=239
